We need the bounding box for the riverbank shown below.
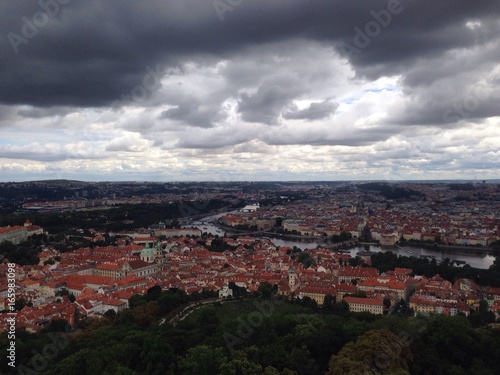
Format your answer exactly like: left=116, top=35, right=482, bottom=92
left=216, top=219, right=355, bottom=247
left=186, top=212, right=496, bottom=269
left=398, top=241, right=494, bottom=254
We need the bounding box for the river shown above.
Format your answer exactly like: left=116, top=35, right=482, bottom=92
left=183, top=212, right=496, bottom=270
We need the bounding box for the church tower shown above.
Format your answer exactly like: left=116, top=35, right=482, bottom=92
left=154, top=243, right=164, bottom=264
left=288, top=266, right=297, bottom=292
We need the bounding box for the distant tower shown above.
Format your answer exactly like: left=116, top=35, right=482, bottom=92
left=288, top=266, right=297, bottom=292
left=154, top=243, right=164, bottom=264
left=265, top=258, right=271, bottom=271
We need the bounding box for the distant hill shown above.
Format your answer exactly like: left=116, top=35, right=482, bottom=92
left=23, top=179, right=88, bottom=185
left=357, top=182, right=424, bottom=200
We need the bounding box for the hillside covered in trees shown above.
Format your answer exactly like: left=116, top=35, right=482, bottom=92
left=2, top=293, right=500, bottom=375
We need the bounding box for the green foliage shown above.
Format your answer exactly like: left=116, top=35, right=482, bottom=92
left=296, top=252, right=316, bottom=268
left=208, top=237, right=236, bottom=252
left=2, top=299, right=500, bottom=375
left=330, top=231, right=352, bottom=243
left=46, top=319, right=70, bottom=332
left=132, top=301, right=160, bottom=328
left=371, top=251, right=500, bottom=287
left=333, top=300, right=349, bottom=315
left=128, top=294, right=147, bottom=310
left=258, top=282, right=278, bottom=298
left=323, top=294, right=336, bottom=311
left=469, top=300, right=496, bottom=327
left=0, top=199, right=233, bottom=236
left=228, top=282, right=248, bottom=298
left=178, top=345, right=227, bottom=375
left=345, top=291, right=367, bottom=298
left=358, top=183, right=424, bottom=200
left=297, top=296, right=318, bottom=309
left=0, top=238, right=41, bottom=265
left=327, top=329, right=412, bottom=375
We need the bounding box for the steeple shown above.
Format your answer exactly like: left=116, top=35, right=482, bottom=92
left=288, top=266, right=296, bottom=291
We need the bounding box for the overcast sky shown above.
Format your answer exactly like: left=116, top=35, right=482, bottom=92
left=0, top=0, right=499, bottom=182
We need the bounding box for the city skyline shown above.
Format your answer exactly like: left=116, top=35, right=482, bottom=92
left=1, top=0, right=499, bottom=182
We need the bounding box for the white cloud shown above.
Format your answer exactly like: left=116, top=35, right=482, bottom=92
left=0, top=5, right=499, bottom=181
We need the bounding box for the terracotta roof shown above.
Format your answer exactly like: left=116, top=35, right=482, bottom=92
left=95, top=263, right=122, bottom=271
left=128, top=259, right=153, bottom=270
left=0, top=226, right=25, bottom=234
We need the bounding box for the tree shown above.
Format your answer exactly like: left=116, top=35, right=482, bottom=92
left=128, top=294, right=146, bottom=309
left=263, top=367, right=281, bottom=375
left=469, top=299, right=496, bottom=327
left=323, top=294, right=336, bottom=310
left=132, top=301, right=159, bottom=327
left=140, top=334, right=175, bottom=375
left=327, top=329, right=412, bottom=375
left=57, top=287, right=70, bottom=296
left=47, top=318, right=70, bottom=332
left=333, top=300, right=349, bottom=315
left=412, top=314, right=480, bottom=373
left=145, top=285, right=162, bottom=301
left=345, top=291, right=367, bottom=298
left=219, top=357, right=262, bottom=375
left=178, top=345, right=228, bottom=375
left=490, top=256, right=500, bottom=272
left=228, top=281, right=248, bottom=297
left=300, top=296, right=318, bottom=309
left=104, top=309, right=117, bottom=321
left=297, top=252, right=316, bottom=268
left=14, top=298, right=27, bottom=311
left=384, top=298, right=392, bottom=310
left=258, top=282, right=277, bottom=298
left=348, top=257, right=363, bottom=267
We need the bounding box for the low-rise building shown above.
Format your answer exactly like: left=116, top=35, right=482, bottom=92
left=297, top=285, right=336, bottom=305
left=344, top=296, right=384, bottom=314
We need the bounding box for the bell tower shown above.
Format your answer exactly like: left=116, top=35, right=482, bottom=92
left=288, top=266, right=297, bottom=292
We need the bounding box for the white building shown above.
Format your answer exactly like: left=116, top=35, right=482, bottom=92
left=219, top=284, right=233, bottom=298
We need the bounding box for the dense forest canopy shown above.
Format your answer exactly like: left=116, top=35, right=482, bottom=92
left=2, top=293, right=500, bottom=375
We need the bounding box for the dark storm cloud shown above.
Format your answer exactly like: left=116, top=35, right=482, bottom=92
left=261, top=125, right=397, bottom=147
left=237, top=76, right=304, bottom=125
left=387, top=65, right=500, bottom=127
left=282, top=100, right=338, bottom=121
left=159, top=97, right=227, bottom=128
left=2, top=0, right=500, bottom=109
left=16, top=106, right=72, bottom=119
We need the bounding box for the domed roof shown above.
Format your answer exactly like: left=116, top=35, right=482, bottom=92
left=140, top=247, right=155, bottom=255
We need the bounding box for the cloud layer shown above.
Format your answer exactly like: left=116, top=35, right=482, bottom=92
left=0, top=0, right=499, bottom=181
